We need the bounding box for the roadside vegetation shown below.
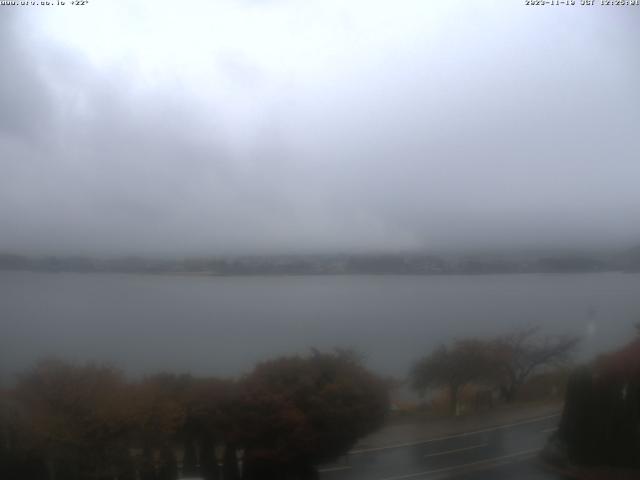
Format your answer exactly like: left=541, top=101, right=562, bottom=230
left=543, top=327, right=640, bottom=472
left=409, top=326, right=579, bottom=416
left=0, top=350, right=389, bottom=480
left=3, top=324, right=638, bottom=479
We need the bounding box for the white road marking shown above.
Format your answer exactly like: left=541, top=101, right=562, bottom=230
left=318, top=465, right=352, bottom=473
left=376, top=448, right=540, bottom=480
left=349, top=413, right=560, bottom=455
left=424, top=442, right=487, bottom=458
left=541, top=427, right=557, bottom=434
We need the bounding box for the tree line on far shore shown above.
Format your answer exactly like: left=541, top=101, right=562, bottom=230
left=2, top=249, right=638, bottom=276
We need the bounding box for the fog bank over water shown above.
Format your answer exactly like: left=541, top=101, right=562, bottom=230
left=1, top=271, right=638, bottom=382
left=1, top=2, right=640, bottom=256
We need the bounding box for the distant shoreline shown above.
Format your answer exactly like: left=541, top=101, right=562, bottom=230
left=1, top=250, right=638, bottom=277
left=0, top=267, right=636, bottom=278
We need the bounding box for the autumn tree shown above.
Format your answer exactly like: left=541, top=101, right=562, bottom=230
left=178, top=376, right=235, bottom=479
left=229, top=349, right=389, bottom=480
left=0, top=389, right=39, bottom=479
left=489, top=326, right=579, bottom=402
left=128, top=373, right=189, bottom=448
left=410, top=340, right=493, bottom=416
left=125, top=372, right=236, bottom=480
left=552, top=336, right=640, bottom=468
left=5, top=352, right=386, bottom=480
left=13, top=358, right=133, bottom=480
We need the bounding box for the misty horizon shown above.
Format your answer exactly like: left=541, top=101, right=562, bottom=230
left=2, top=2, right=640, bottom=256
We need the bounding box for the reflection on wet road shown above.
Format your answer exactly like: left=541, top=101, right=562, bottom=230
left=319, top=415, right=563, bottom=480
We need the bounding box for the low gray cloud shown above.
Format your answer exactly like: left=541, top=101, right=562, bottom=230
left=1, top=2, right=639, bottom=256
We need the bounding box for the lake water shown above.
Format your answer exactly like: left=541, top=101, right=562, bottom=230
left=1, top=271, right=639, bottom=381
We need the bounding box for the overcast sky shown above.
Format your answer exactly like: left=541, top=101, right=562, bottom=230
left=1, top=1, right=639, bottom=256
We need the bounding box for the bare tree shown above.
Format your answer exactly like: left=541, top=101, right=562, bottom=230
left=410, top=340, right=492, bottom=416
left=490, top=326, right=579, bottom=403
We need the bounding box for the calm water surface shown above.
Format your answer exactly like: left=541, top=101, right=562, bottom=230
left=1, top=271, right=639, bottom=380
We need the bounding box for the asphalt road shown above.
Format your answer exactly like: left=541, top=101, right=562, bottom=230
left=319, top=414, right=565, bottom=480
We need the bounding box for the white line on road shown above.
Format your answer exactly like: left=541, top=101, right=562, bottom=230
left=541, top=427, right=557, bottom=434
left=424, top=442, right=487, bottom=458
left=349, top=413, right=560, bottom=455
left=318, top=465, right=352, bottom=473
left=376, top=448, right=540, bottom=480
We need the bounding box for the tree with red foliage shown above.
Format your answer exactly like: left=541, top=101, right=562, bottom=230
left=229, top=350, right=390, bottom=480
left=3, top=353, right=387, bottom=480
left=597, top=337, right=640, bottom=381
left=553, top=333, right=640, bottom=470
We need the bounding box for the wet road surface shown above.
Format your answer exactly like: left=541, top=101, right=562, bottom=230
left=319, top=414, right=564, bottom=480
